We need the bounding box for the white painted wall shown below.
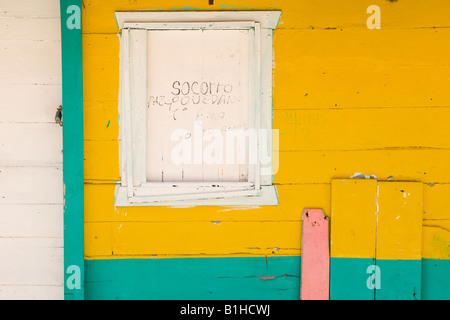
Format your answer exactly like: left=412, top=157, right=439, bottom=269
left=0, top=0, right=63, bottom=299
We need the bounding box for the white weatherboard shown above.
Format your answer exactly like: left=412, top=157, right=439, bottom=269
left=0, top=0, right=63, bottom=299
left=115, top=11, right=280, bottom=206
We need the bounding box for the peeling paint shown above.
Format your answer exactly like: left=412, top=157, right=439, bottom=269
left=351, top=172, right=377, bottom=179
left=257, top=276, right=277, bottom=281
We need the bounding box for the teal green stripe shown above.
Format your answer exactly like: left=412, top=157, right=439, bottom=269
left=375, top=259, right=421, bottom=300
left=85, top=257, right=301, bottom=300
left=84, top=257, right=450, bottom=300
left=330, top=257, right=376, bottom=300
left=422, top=259, right=450, bottom=300
left=60, top=0, right=84, bottom=300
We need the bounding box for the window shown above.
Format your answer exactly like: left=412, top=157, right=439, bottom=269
left=114, top=11, right=281, bottom=206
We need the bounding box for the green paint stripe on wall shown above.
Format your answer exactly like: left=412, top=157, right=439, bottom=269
left=85, top=256, right=301, bottom=300
left=84, top=256, right=450, bottom=300
left=375, top=259, right=421, bottom=300
left=422, top=258, right=450, bottom=300
left=330, top=257, right=376, bottom=300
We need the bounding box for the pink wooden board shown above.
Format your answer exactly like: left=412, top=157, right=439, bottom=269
left=300, top=209, right=330, bottom=300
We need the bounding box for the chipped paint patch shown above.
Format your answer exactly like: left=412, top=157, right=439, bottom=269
left=257, top=276, right=277, bottom=281
left=351, top=172, right=377, bottom=179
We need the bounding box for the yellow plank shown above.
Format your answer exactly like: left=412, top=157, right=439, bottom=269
left=84, top=183, right=331, bottom=223
left=84, top=221, right=301, bottom=259
left=422, top=220, right=450, bottom=260
left=376, top=182, right=423, bottom=260
left=275, top=28, right=450, bottom=69
left=274, top=65, right=450, bottom=109
left=84, top=145, right=450, bottom=184
left=82, top=0, right=450, bottom=34
left=83, top=106, right=450, bottom=151
left=274, top=108, right=450, bottom=151
left=330, top=179, right=377, bottom=258
left=275, top=150, right=450, bottom=184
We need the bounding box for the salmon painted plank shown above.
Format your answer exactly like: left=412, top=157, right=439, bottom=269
left=300, top=209, right=329, bottom=300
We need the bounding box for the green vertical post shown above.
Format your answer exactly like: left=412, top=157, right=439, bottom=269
left=60, top=0, right=84, bottom=300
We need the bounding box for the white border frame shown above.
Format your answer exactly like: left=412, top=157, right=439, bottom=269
left=115, top=11, right=281, bottom=207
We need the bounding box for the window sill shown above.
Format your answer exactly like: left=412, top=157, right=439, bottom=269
left=114, top=185, right=278, bottom=207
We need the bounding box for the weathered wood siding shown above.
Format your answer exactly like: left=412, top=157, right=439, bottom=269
left=81, top=0, right=450, bottom=299
left=0, top=0, right=63, bottom=299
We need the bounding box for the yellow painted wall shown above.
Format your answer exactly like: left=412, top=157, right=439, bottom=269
left=82, top=0, right=450, bottom=261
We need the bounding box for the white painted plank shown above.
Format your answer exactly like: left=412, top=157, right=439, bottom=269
left=0, top=123, right=62, bottom=166
left=0, top=17, right=61, bottom=41
left=0, top=285, right=63, bottom=300
left=0, top=40, right=61, bottom=85
left=0, top=84, right=61, bottom=123
left=0, top=167, right=63, bottom=204
left=0, top=0, right=60, bottom=18
left=0, top=204, right=63, bottom=238
left=0, top=238, right=63, bottom=288
left=129, top=29, right=147, bottom=187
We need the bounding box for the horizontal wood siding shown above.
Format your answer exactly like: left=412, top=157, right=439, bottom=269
left=0, top=0, right=64, bottom=299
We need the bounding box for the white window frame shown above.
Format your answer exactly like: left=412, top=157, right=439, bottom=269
left=114, top=11, right=281, bottom=206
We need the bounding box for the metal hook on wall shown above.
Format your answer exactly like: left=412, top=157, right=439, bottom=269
left=55, top=105, right=63, bottom=126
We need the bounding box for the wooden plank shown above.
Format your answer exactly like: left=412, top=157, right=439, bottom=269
left=0, top=84, right=62, bottom=123
left=0, top=123, right=62, bottom=166
left=0, top=285, right=63, bottom=300
left=275, top=29, right=450, bottom=69
left=330, top=179, right=377, bottom=258
left=330, top=179, right=377, bottom=300
left=0, top=17, right=61, bottom=41
left=275, top=149, right=450, bottom=185
left=86, top=145, right=450, bottom=185
left=0, top=40, right=61, bottom=85
left=0, top=0, right=60, bottom=18
left=274, top=65, right=450, bottom=110
left=85, top=256, right=300, bottom=300
left=375, top=182, right=423, bottom=300
left=84, top=106, right=450, bottom=152
left=85, top=221, right=301, bottom=259
left=81, top=0, right=450, bottom=34
left=300, top=209, right=329, bottom=300
left=0, top=238, right=63, bottom=288
left=86, top=183, right=330, bottom=222
left=376, top=182, right=423, bottom=260
left=274, top=107, right=450, bottom=151
left=0, top=167, right=63, bottom=204
left=0, top=204, right=63, bottom=238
